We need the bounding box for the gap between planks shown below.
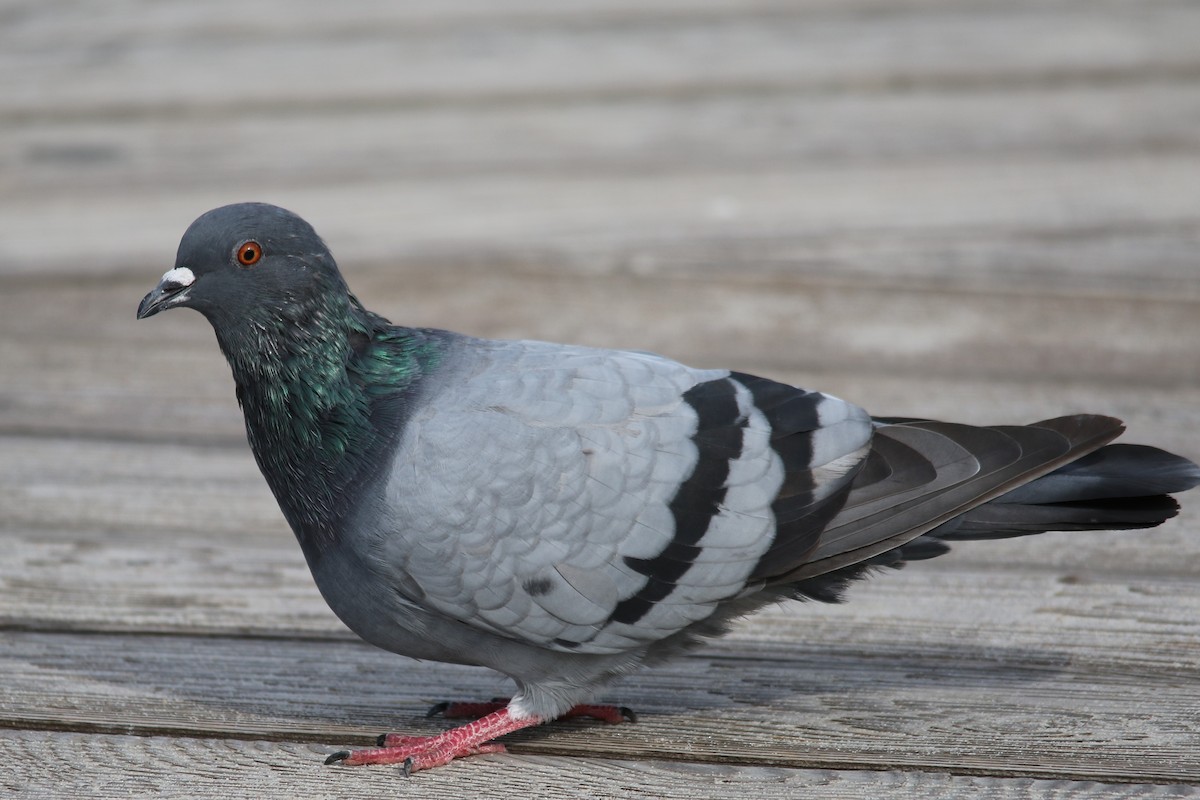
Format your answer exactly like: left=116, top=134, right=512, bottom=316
left=7, top=731, right=1197, bottom=800
left=2, top=628, right=1198, bottom=784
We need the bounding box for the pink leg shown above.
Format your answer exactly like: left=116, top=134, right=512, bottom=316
left=325, top=708, right=540, bottom=775
left=327, top=700, right=639, bottom=773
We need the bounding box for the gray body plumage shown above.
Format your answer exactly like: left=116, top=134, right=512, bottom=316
left=312, top=334, right=872, bottom=717
left=137, top=202, right=1200, bottom=726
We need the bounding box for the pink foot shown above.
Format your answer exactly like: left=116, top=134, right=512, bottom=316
left=325, top=708, right=539, bottom=775
left=325, top=700, right=638, bottom=774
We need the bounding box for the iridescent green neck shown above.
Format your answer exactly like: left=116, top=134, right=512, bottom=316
left=216, top=288, right=438, bottom=552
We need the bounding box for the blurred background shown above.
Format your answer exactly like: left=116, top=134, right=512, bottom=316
left=3, top=2, right=1198, bottom=438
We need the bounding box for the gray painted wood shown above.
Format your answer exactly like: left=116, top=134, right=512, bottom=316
left=3, top=629, right=1199, bottom=783
left=3, top=0, right=1200, bottom=282
left=8, top=732, right=1197, bottom=800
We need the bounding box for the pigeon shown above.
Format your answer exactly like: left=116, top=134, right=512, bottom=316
left=137, top=202, right=1200, bottom=774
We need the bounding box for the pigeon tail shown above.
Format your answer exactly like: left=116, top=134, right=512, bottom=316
left=929, top=442, right=1200, bottom=540
left=786, top=436, right=1200, bottom=605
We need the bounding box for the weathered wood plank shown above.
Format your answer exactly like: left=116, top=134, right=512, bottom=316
left=10, top=84, right=1200, bottom=193
left=5, top=731, right=1196, bottom=800
left=5, top=0, right=1199, bottom=117
left=4, top=155, right=1200, bottom=280
left=2, top=629, right=1198, bottom=783
left=6, top=0, right=1200, bottom=291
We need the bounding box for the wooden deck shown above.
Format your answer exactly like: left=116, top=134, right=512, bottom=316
left=3, top=1, right=1200, bottom=797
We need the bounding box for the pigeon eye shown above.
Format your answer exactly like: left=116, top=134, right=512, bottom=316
left=236, top=241, right=263, bottom=267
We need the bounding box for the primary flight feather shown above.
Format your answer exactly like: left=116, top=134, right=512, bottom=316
left=137, top=202, right=1200, bottom=774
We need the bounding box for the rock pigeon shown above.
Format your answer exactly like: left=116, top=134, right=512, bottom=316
left=137, top=202, right=1200, bottom=774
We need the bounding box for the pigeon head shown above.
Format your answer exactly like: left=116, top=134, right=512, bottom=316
left=137, top=202, right=348, bottom=333
left=137, top=203, right=415, bottom=544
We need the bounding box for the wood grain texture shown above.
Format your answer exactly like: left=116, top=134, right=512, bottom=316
left=2, top=629, right=1198, bottom=783
left=7, top=1, right=1200, bottom=113
left=3, top=0, right=1200, bottom=283
left=9, top=85, right=1200, bottom=188
left=8, top=732, right=1196, bottom=800
left=6, top=156, right=1200, bottom=283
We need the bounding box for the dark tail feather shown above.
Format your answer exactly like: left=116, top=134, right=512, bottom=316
left=931, top=444, right=1200, bottom=541
left=789, top=441, right=1199, bottom=605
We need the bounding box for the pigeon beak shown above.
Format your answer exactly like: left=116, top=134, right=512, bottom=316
left=137, top=267, right=196, bottom=319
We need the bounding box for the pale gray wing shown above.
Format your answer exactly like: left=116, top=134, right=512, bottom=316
left=371, top=337, right=872, bottom=655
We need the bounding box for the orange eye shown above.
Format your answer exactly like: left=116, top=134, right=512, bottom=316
left=236, top=240, right=263, bottom=267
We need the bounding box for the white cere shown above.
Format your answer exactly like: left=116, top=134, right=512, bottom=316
left=161, top=266, right=196, bottom=288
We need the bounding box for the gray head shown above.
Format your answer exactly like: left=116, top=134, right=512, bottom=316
left=136, top=203, right=347, bottom=331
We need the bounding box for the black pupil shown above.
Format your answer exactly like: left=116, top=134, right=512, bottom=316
left=242, top=247, right=255, bottom=262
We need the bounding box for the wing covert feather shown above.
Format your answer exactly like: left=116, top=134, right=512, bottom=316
left=372, top=339, right=870, bottom=655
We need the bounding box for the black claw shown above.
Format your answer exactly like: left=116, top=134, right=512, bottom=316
left=426, top=701, right=450, bottom=718
left=375, top=733, right=389, bottom=746
left=324, top=750, right=351, bottom=765
left=401, top=757, right=415, bottom=778
left=620, top=706, right=638, bottom=724
left=490, top=697, right=509, bottom=704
